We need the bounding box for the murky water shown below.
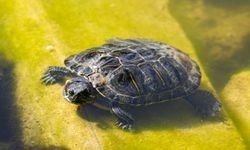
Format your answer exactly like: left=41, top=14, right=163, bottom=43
left=0, top=0, right=250, bottom=149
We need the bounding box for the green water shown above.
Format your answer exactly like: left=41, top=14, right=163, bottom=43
left=0, top=0, right=250, bottom=149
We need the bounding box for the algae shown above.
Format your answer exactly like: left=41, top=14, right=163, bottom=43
left=222, top=71, right=250, bottom=145
left=0, top=0, right=248, bottom=149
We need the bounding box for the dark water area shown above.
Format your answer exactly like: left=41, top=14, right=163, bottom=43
left=204, top=0, right=250, bottom=9
left=169, top=0, right=250, bottom=92
left=0, top=53, right=22, bottom=149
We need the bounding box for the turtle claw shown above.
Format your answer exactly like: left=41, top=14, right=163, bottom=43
left=41, top=70, right=58, bottom=85
left=41, top=73, right=57, bottom=85
left=111, top=102, right=134, bottom=131
left=122, top=124, right=131, bottom=130
left=116, top=119, right=132, bottom=130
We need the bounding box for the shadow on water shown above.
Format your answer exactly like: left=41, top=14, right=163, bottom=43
left=77, top=99, right=223, bottom=132
left=25, top=145, right=69, bottom=150
left=77, top=105, right=113, bottom=130
left=0, top=53, right=21, bottom=149
left=204, top=0, right=250, bottom=9
left=201, top=33, right=250, bottom=92
left=0, top=54, right=69, bottom=150
left=168, top=0, right=250, bottom=147
left=168, top=0, right=250, bottom=92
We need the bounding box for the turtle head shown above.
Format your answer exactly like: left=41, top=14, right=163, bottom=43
left=63, top=77, right=94, bottom=104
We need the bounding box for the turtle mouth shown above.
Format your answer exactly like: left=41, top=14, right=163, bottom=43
left=73, top=92, right=90, bottom=104
left=63, top=85, right=79, bottom=103
left=63, top=89, right=86, bottom=104
left=63, top=89, right=74, bottom=103
left=64, top=95, right=72, bottom=102
left=64, top=93, right=81, bottom=104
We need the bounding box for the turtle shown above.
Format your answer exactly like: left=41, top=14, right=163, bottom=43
left=41, top=38, right=221, bottom=130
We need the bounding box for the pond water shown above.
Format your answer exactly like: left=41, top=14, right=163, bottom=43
left=0, top=0, right=249, bottom=149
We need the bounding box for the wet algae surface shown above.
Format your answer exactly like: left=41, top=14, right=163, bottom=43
left=0, top=0, right=249, bottom=149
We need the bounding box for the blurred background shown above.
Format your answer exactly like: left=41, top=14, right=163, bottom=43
left=0, top=0, right=250, bottom=149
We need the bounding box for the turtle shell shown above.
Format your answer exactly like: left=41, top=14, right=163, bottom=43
left=64, top=39, right=201, bottom=106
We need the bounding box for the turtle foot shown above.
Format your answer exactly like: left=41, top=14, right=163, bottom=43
left=186, top=90, right=222, bottom=118
left=195, top=100, right=221, bottom=118
left=111, top=102, right=134, bottom=130
left=41, top=67, right=65, bottom=85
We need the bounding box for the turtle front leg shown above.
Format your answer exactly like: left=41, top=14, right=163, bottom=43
left=185, top=90, right=221, bottom=117
left=41, top=66, right=74, bottom=85
left=110, top=102, right=134, bottom=130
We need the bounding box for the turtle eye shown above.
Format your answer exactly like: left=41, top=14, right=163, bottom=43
left=68, top=90, right=75, bottom=96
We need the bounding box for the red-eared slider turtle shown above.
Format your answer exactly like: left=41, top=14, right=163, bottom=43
left=41, top=39, right=221, bottom=130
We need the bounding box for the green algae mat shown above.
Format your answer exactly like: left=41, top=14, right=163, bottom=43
left=0, top=0, right=249, bottom=149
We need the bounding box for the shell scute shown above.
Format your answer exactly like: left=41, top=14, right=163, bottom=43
left=138, top=62, right=165, bottom=92
left=159, top=57, right=180, bottom=87
left=137, top=47, right=161, bottom=60
left=97, top=56, right=121, bottom=75
left=109, top=66, right=146, bottom=97
left=96, top=86, right=116, bottom=100
left=111, top=49, right=144, bottom=64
